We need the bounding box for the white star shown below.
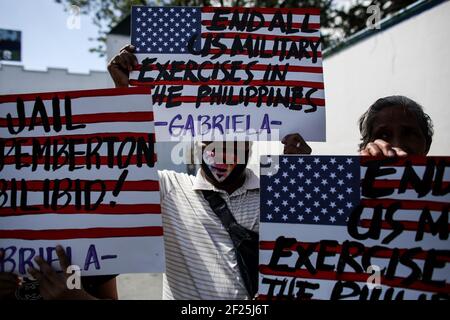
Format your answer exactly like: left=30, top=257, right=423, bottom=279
left=338, top=165, right=344, bottom=171
left=337, top=194, right=344, bottom=201
left=321, top=208, right=328, bottom=214
left=305, top=193, right=312, bottom=199
left=298, top=186, right=304, bottom=192
left=330, top=172, right=337, bottom=179
left=282, top=172, right=288, bottom=178
left=346, top=187, right=353, bottom=194
left=282, top=200, right=288, bottom=207
left=346, top=158, right=353, bottom=164
left=329, top=216, right=336, bottom=223
left=282, top=157, right=289, bottom=164
left=321, top=179, right=328, bottom=185
left=329, top=202, right=336, bottom=208
left=298, top=172, right=304, bottom=178
left=313, top=172, right=320, bottom=179
left=321, top=164, right=328, bottom=171
left=267, top=200, right=273, bottom=206
left=330, top=187, right=336, bottom=193
left=137, top=7, right=141, bottom=12
left=298, top=158, right=304, bottom=164
left=290, top=164, right=296, bottom=170
left=282, top=214, right=288, bottom=221
left=267, top=186, right=273, bottom=192
left=346, top=173, right=353, bottom=179
left=313, top=216, right=320, bottom=222
left=337, top=179, right=344, bottom=186
left=321, top=194, right=328, bottom=200
left=289, top=178, right=296, bottom=185
left=313, top=187, right=320, bottom=193
left=305, top=164, right=312, bottom=171
left=282, top=186, right=288, bottom=192
left=305, top=207, right=312, bottom=214
left=298, top=215, right=304, bottom=221
left=305, top=179, right=312, bottom=185
left=274, top=192, right=280, bottom=198
left=274, top=178, right=280, bottom=184
left=289, top=193, right=296, bottom=199
left=338, top=208, right=344, bottom=215
left=313, top=201, right=320, bottom=207
left=289, top=207, right=296, bottom=213
left=330, top=158, right=336, bottom=164
left=267, top=214, right=273, bottom=220
left=314, top=158, right=320, bottom=164
left=346, top=202, right=353, bottom=208
left=274, top=207, right=280, bottom=213
left=298, top=201, right=304, bottom=207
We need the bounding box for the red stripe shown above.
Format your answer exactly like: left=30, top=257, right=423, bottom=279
left=0, top=204, right=161, bottom=216
left=0, top=112, right=154, bottom=128
left=359, top=219, right=450, bottom=233
left=259, top=265, right=450, bottom=294
left=0, top=87, right=151, bottom=104
left=0, top=226, right=163, bottom=240
left=1, top=180, right=160, bottom=192
left=371, top=180, right=450, bottom=190
left=127, top=89, right=326, bottom=107
left=3, top=154, right=158, bottom=167
left=2, top=132, right=155, bottom=146
left=130, top=79, right=324, bottom=89
left=201, top=7, right=321, bottom=15
left=207, top=48, right=322, bottom=58
left=202, top=20, right=321, bottom=30
left=134, top=63, right=323, bottom=74
left=360, top=199, right=449, bottom=212
left=259, top=241, right=450, bottom=262
left=201, top=32, right=320, bottom=42
left=360, top=156, right=450, bottom=167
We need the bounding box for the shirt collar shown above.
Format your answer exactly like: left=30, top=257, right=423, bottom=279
left=192, top=168, right=259, bottom=195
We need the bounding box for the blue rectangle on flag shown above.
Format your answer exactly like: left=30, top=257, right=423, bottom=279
left=260, top=156, right=360, bottom=225
left=131, top=6, right=201, bottom=54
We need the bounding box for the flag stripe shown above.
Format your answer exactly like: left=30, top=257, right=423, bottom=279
left=0, top=204, right=161, bottom=216
left=0, top=179, right=160, bottom=192
left=0, top=112, right=154, bottom=127
left=0, top=226, right=163, bottom=240
left=259, top=241, right=450, bottom=262
left=0, top=87, right=151, bottom=104
left=2, top=132, right=155, bottom=146
left=200, top=7, right=321, bottom=15
left=259, top=266, right=450, bottom=294
left=361, top=199, right=449, bottom=211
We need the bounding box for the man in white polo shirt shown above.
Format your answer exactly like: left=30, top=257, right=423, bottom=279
left=108, top=45, right=312, bottom=299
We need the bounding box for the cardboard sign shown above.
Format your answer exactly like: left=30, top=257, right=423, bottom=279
left=130, top=6, right=325, bottom=141
left=259, top=155, right=450, bottom=300
left=0, top=87, right=165, bottom=276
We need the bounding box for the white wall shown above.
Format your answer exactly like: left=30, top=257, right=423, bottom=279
left=0, top=64, right=110, bottom=94
left=309, top=0, right=450, bottom=156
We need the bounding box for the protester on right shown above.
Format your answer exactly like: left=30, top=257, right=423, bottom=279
left=358, top=95, right=433, bottom=157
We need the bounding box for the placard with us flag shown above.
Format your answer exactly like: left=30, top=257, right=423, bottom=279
left=259, top=155, right=450, bottom=300
left=130, top=6, right=325, bottom=142
left=0, top=87, right=165, bottom=276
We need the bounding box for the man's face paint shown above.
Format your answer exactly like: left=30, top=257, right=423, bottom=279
left=200, top=141, right=250, bottom=184
left=203, top=149, right=237, bottom=182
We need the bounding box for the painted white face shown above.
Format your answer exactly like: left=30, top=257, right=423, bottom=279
left=202, top=149, right=237, bottom=182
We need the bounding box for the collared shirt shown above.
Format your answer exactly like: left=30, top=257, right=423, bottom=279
left=158, top=168, right=260, bottom=300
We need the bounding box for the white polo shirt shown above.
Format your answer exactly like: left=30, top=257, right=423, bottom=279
left=158, top=168, right=260, bottom=300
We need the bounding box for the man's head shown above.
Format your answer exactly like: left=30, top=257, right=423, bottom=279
left=358, top=96, right=433, bottom=155
left=200, top=141, right=251, bottom=191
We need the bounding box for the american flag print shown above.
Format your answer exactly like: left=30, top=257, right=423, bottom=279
left=130, top=6, right=326, bottom=142
left=259, top=155, right=450, bottom=300
left=0, top=87, right=165, bottom=276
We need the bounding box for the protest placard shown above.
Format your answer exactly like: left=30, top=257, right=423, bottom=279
left=0, top=87, right=165, bottom=276
left=259, top=155, right=449, bottom=300
left=130, top=6, right=325, bottom=141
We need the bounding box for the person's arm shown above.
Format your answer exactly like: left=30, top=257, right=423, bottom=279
left=108, top=44, right=138, bottom=88
left=28, top=245, right=117, bottom=300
